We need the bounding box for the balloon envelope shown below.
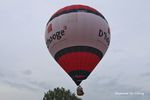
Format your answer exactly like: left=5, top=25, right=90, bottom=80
left=45, top=5, right=110, bottom=86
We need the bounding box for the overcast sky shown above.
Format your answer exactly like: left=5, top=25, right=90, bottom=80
left=0, top=0, right=150, bottom=100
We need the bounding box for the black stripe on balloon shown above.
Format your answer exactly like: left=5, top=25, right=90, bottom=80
left=47, top=9, right=107, bottom=25
left=54, top=46, right=103, bottom=61
left=68, top=70, right=90, bottom=86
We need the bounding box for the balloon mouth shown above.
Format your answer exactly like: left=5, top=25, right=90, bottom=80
left=68, top=70, right=90, bottom=86
left=75, top=80, right=82, bottom=86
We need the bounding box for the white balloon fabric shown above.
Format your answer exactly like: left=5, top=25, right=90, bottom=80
left=45, top=5, right=110, bottom=86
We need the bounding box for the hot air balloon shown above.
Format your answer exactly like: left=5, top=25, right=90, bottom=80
left=45, top=5, right=110, bottom=96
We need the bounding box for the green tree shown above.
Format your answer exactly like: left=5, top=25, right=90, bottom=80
left=43, top=87, right=82, bottom=100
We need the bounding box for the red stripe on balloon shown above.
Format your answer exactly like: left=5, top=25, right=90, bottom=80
left=57, top=52, right=101, bottom=73
left=53, top=5, right=99, bottom=17
left=47, top=24, right=52, bottom=33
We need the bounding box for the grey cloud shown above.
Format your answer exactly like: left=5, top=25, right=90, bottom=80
left=146, top=62, right=150, bottom=67
left=0, top=72, right=4, bottom=77
left=22, top=70, right=32, bottom=76
left=1, top=78, right=51, bottom=91
left=143, top=91, right=150, bottom=99
left=84, top=76, right=150, bottom=100
left=140, top=72, right=150, bottom=77
left=27, top=80, right=51, bottom=90
left=3, top=80, right=37, bottom=91
left=1, top=76, right=51, bottom=91
left=97, top=78, right=141, bottom=93
left=0, top=71, right=50, bottom=91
